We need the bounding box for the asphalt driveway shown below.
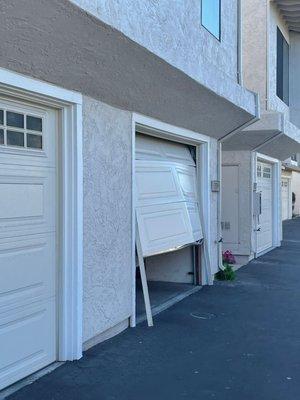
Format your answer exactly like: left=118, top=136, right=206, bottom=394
left=5, top=218, right=300, bottom=400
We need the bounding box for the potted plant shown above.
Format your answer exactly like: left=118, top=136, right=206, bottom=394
left=216, top=250, right=236, bottom=281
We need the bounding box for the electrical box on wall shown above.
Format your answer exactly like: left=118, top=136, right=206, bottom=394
left=253, top=182, right=257, bottom=191
left=211, top=180, right=220, bottom=192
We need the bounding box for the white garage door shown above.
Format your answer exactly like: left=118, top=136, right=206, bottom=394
left=0, top=98, right=57, bottom=390
left=256, top=161, right=273, bottom=254
left=135, top=134, right=202, bottom=258
left=281, top=178, right=289, bottom=221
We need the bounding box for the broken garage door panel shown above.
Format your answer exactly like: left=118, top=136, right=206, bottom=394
left=135, top=134, right=203, bottom=258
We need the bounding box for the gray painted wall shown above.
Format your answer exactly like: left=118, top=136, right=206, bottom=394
left=70, top=0, right=239, bottom=88
left=83, top=96, right=132, bottom=342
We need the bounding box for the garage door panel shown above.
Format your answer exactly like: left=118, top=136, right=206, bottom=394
left=0, top=234, right=55, bottom=312
left=135, top=161, right=197, bottom=206
left=135, top=162, right=181, bottom=204
left=136, top=202, right=201, bottom=257
left=136, top=134, right=195, bottom=166
left=176, top=166, right=198, bottom=201
left=0, top=166, right=55, bottom=239
left=0, top=298, right=56, bottom=390
left=187, top=202, right=202, bottom=240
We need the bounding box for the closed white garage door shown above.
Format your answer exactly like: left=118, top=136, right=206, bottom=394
left=281, top=178, right=289, bottom=221
left=256, top=161, right=273, bottom=254
left=0, top=98, right=57, bottom=390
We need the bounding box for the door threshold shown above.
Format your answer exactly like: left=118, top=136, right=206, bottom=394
left=0, top=362, right=64, bottom=400
left=136, top=285, right=202, bottom=325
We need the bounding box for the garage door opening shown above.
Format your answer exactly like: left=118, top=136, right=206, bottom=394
left=134, top=133, right=203, bottom=324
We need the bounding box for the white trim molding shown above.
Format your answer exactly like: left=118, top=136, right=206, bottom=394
left=130, top=113, right=213, bottom=324
left=0, top=68, right=83, bottom=361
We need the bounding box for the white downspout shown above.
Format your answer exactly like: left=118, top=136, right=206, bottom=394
left=237, top=0, right=243, bottom=85
left=217, top=141, right=223, bottom=270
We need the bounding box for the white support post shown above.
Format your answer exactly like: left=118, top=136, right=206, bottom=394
left=135, top=222, right=153, bottom=327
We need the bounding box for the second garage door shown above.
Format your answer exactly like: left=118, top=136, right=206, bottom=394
left=281, top=178, right=290, bottom=221
left=0, top=98, right=57, bottom=390
left=256, top=161, right=273, bottom=254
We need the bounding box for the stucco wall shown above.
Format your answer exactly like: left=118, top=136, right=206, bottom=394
left=242, top=0, right=291, bottom=117
left=0, top=0, right=256, bottom=141
left=268, top=2, right=290, bottom=117
left=83, top=96, right=133, bottom=343
left=70, top=0, right=239, bottom=93
left=242, top=0, right=268, bottom=111
left=290, top=32, right=300, bottom=129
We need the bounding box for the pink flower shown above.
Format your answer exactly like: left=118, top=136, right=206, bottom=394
left=223, top=250, right=236, bottom=265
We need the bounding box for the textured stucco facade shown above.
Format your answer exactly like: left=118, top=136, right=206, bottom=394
left=0, top=0, right=260, bottom=356
left=0, top=0, right=256, bottom=140
left=290, top=32, right=300, bottom=128
left=82, top=96, right=132, bottom=343
left=242, top=0, right=268, bottom=111
left=268, top=2, right=290, bottom=117
left=222, top=0, right=300, bottom=267
left=70, top=0, right=239, bottom=90
left=81, top=94, right=221, bottom=343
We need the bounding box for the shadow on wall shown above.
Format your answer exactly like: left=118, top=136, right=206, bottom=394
left=292, top=192, right=300, bottom=217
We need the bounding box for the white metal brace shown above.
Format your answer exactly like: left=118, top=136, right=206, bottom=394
left=135, top=221, right=153, bottom=327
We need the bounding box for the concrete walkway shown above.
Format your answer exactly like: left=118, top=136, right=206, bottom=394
left=6, top=218, right=300, bottom=400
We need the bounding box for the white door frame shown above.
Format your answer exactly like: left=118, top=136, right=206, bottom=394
left=130, top=113, right=213, bottom=327
left=255, top=152, right=281, bottom=256
left=0, top=68, right=83, bottom=360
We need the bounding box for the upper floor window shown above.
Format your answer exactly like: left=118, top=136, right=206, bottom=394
left=291, top=154, right=297, bottom=162
left=201, top=0, right=221, bottom=40
left=277, top=27, right=289, bottom=105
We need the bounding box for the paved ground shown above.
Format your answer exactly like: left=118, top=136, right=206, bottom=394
left=6, top=218, right=300, bottom=400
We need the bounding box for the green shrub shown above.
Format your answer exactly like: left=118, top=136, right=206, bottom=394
left=215, top=262, right=235, bottom=281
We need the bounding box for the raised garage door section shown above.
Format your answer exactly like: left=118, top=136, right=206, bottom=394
left=256, top=161, right=273, bottom=254
left=0, top=99, right=57, bottom=389
left=281, top=178, right=289, bottom=221
left=135, top=134, right=203, bottom=258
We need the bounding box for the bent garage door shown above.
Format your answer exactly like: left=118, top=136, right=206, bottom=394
left=256, top=161, right=273, bottom=254
left=135, top=133, right=202, bottom=258
left=0, top=98, right=57, bottom=390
